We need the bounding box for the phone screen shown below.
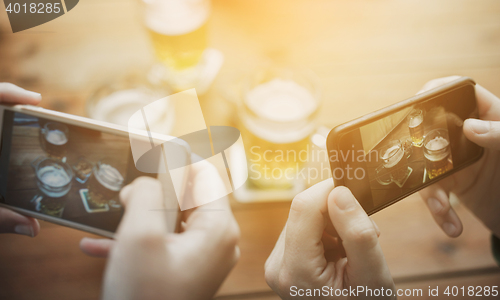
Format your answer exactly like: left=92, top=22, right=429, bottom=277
left=333, top=84, right=483, bottom=213
left=0, top=110, right=154, bottom=234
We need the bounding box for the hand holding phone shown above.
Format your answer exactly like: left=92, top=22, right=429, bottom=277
left=327, top=77, right=484, bottom=216
left=265, top=181, right=394, bottom=299
left=0, top=83, right=41, bottom=237
left=85, top=159, right=240, bottom=300
left=418, top=76, right=500, bottom=238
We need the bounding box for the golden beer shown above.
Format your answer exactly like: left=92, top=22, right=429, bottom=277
left=144, top=0, right=209, bottom=71
left=240, top=75, right=319, bottom=189
left=407, top=109, right=424, bottom=147
left=148, top=23, right=207, bottom=70
left=379, top=140, right=410, bottom=187
left=423, top=129, right=453, bottom=180
left=88, top=160, right=124, bottom=207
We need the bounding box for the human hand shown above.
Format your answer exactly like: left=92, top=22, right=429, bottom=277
left=81, top=159, right=240, bottom=299
left=0, top=83, right=41, bottom=237
left=418, top=76, right=500, bottom=238
left=265, top=181, right=395, bottom=299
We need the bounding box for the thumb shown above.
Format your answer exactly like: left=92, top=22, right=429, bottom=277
left=327, top=187, right=392, bottom=286
left=0, top=207, right=40, bottom=237
left=463, top=119, right=500, bottom=150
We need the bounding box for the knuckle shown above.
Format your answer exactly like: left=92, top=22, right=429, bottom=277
left=223, top=218, right=240, bottom=247
left=264, top=264, right=278, bottom=289
left=276, top=268, right=294, bottom=294
left=290, top=193, right=311, bottom=213
left=348, top=226, right=378, bottom=248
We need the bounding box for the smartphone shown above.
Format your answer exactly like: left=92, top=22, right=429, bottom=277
left=0, top=105, right=189, bottom=238
left=327, top=77, right=483, bottom=215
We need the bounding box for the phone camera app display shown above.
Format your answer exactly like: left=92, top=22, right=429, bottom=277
left=0, top=111, right=139, bottom=233
left=337, top=85, right=482, bottom=211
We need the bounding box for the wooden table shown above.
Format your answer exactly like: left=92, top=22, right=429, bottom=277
left=1, top=1, right=500, bottom=299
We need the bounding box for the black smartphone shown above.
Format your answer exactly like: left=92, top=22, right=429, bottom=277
left=0, top=105, right=188, bottom=237
left=327, top=77, right=483, bottom=215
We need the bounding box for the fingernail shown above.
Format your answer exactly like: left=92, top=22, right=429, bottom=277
left=14, top=224, right=34, bottom=237
left=335, top=189, right=356, bottom=210
left=427, top=198, right=443, bottom=214
left=467, top=119, right=490, bottom=135
left=442, top=222, right=457, bottom=236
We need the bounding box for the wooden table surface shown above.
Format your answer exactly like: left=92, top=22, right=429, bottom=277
left=1, top=1, right=500, bottom=299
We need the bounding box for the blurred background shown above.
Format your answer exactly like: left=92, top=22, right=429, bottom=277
left=0, top=0, right=500, bottom=299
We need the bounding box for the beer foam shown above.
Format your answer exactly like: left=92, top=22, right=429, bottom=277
left=40, top=166, right=71, bottom=187
left=145, top=0, right=209, bottom=35
left=408, top=115, right=423, bottom=128
left=426, top=136, right=449, bottom=151
left=92, top=89, right=168, bottom=128
left=96, top=164, right=124, bottom=192
left=46, top=130, right=67, bottom=145
left=246, top=79, right=317, bottom=122
left=382, top=145, right=404, bottom=168
left=243, top=78, right=317, bottom=143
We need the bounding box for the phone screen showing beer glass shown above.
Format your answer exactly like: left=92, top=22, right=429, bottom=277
left=0, top=110, right=151, bottom=233
left=335, top=84, right=483, bottom=213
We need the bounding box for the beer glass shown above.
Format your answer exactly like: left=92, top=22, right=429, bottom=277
left=88, top=159, right=124, bottom=208
left=41, top=122, right=69, bottom=158
left=86, top=74, right=174, bottom=134
left=144, top=0, right=210, bottom=91
left=378, top=140, right=411, bottom=187
left=31, top=157, right=73, bottom=217
left=239, top=68, right=320, bottom=189
left=423, top=129, right=453, bottom=180
left=407, top=109, right=424, bottom=147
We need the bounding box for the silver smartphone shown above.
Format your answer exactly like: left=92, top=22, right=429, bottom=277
left=0, top=105, right=188, bottom=238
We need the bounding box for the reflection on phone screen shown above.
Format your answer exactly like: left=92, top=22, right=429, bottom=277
left=0, top=111, right=151, bottom=233
left=335, top=84, right=483, bottom=213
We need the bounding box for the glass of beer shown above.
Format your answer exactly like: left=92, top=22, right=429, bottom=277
left=41, top=122, right=69, bottom=158
left=407, top=109, right=424, bottom=147
left=379, top=140, right=411, bottom=187
left=423, top=129, right=453, bottom=180
left=31, top=157, right=73, bottom=217
left=239, top=67, right=320, bottom=189
left=144, top=0, right=210, bottom=91
left=88, top=158, right=124, bottom=208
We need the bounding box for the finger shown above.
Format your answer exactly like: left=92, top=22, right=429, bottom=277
left=0, top=207, right=40, bottom=237
left=182, top=158, right=234, bottom=230
left=79, top=237, right=114, bottom=258
left=175, top=158, right=240, bottom=272
left=416, top=76, right=461, bottom=94
left=116, top=177, right=168, bottom=245
left=475, top=84, right=500, bottom=121
left=327, top=186, right=391, bottom=284
left=118, top=184, right=133, bottom=206
left=0, top=83, right=41, bottom=105
left=463, top=119, right=500, bottom=150
left=283, top=179, right=335, bottom=274
left=419, top=182, right=463, bottom=237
